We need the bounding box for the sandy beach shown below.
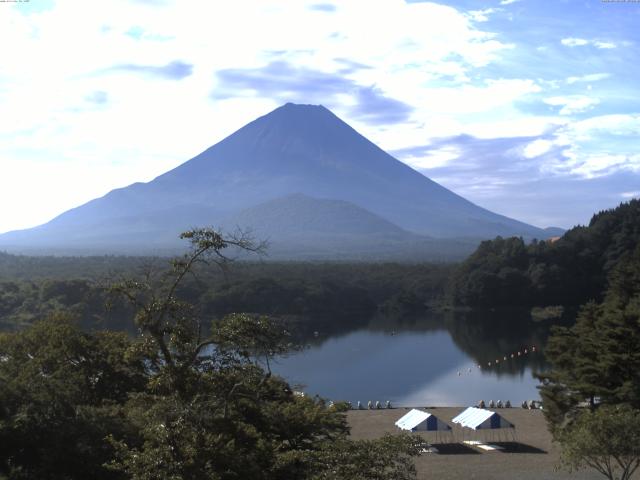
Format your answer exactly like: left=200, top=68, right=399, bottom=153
left=347, top=407, right=604, bottom=480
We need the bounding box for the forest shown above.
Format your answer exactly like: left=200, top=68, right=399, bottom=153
left=449, top=199, right=640, bottom=310
left=0, top=254, right=452, bottom=332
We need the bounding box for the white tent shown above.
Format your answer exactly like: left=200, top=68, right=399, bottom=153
left=451, top=407, right=516, bottom=444
left=451, top=407, right=514, bottom=430
left=395, top=409, right=451, bottom=432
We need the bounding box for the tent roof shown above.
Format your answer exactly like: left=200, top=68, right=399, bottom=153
left=451, top=407, right=514, bottom=430
left=395, top=409, right=451, bottom=431
left=395, top=409, right=431, bottom=430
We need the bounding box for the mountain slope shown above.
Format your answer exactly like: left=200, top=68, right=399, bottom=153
left=223, top=193, right=411, bottom=239
left=219, top=194, right=477, bottom=260
left=0, top=103, right=549, bottom=256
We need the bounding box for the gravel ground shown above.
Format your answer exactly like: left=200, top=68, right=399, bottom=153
left=347, top=407, right=606, bottom=480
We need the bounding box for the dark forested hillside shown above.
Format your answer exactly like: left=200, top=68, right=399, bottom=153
left=0, top=255, right=452, bottom=332
left=449, top=199, right=640, bottom=308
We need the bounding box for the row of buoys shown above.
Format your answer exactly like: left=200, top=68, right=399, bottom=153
left=457, top=345, right=538, bottom=376
left=477, top=399, right=512, bottom=408
left=352, top=400, right=393, bottom=410
left=480, top=345, right=537, bottom=369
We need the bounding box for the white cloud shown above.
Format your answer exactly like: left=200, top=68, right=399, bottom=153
left=464, top=116, right=566, bottom=139
left=543, top=95, right=600, bottom=115
left=569, top=154, right=640, bottom=179
left=523, top=139, right=553, bottom=158
left=561, top=37, right=589, bottom=47
left=561, top=37, right=617, bottom=49
left=418, top=78, right=539, bottom=115
left=500, top=0, right=521, bottom=4
left=621, top=191, right=640, bottom=199
left=594, top=41, right=616, bottom=49
left=571, top=113, right=640, bottom=137
left=403, top=146, right=461, bottom=169
left=467, top=8, right=496, bottom=23
left=539, top=114, right=640, bottom=179
left=566, top=73, right=611, bottom=84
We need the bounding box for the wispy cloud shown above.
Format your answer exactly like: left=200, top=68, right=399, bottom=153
left=594, top=41, right=616, bottom=49
left=561, top=37, right=617, bottom=49
left=214, top=61, right=413, bottom=125
left=309, top=3, right=336, bottom=12
left=214, top=61, right=352, bottom=100
left=350, top=86, right=414, bottom=124
left=621, top=191, right=640, bottom=199
left=85, top=91, right=109, bottom=105
left=543, top=95, right=600, bottom=115
left=523, top=139, right=553, bottom=158
left=109, top=60, right=193, bottom=80
left=467, top=8, right=496, bottom=23
left=561, top=37, right=589, bottom=47
left=566, top=73, right=610, bottom=84
left=540, top=114, right=640, bottom=179
left=392, top=130, right=640, bottom=228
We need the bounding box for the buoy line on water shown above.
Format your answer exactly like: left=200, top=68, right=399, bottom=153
left=456, top=345, right=538, bottom=377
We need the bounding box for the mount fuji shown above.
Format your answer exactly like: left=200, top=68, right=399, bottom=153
left=0, top=103, right=553, bottom=259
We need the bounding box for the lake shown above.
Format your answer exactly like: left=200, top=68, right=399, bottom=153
left=272, top=311, right=551, bottom=407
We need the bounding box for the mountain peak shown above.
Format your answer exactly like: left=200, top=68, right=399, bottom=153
left=281, top=102, right=327, bottom=110
left=262, top=102, right=337, bottom=125
left=0, top=103, right=550, bottom=255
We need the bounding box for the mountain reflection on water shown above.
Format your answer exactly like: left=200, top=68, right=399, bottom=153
left=272, top=310, right=555, bottom=407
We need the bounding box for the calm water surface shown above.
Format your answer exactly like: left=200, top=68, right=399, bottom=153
left=272, top=312, right=549, bottom=407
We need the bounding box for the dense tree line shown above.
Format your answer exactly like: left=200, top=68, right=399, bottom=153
left=449, top=199, right=640, bottom=308
left=0, top=259, right=452, bottom=332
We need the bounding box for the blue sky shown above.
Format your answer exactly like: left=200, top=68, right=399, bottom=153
left=1, top=0, right=638, bottom=233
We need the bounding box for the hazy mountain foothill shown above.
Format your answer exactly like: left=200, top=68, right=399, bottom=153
left=0, top=104, right=559, bottom=259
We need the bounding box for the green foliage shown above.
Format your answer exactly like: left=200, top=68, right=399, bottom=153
left=0, top=255, right=451, bottom=333
left=449, top=237, right=532, bottom=307
left=305, top=434, right=421, bottom=480
left=450, top=199, right=640, bottom=308
left=1, top=229, right=420, bottom=479
left=539, top=245, right=640, bottom=429
left=0, top=313, right=147, bottom=479
left=558, top=405, right=640, bottom=480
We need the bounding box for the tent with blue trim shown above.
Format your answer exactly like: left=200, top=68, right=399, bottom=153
left=451, top=407, right=514, bottom=430
left=395, top=409, right=451, bottom=432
